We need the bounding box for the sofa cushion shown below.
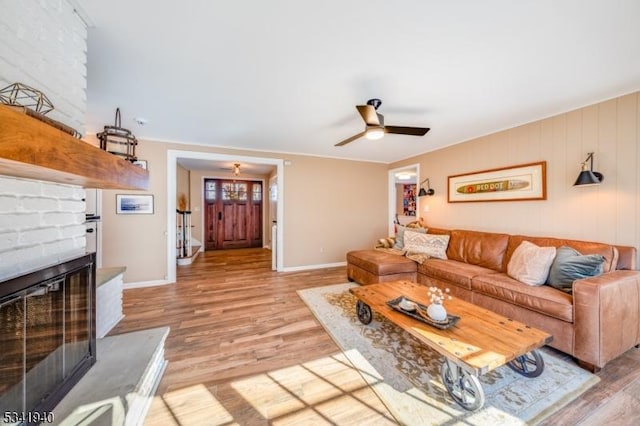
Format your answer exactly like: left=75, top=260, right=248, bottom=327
left=504, top=235, right=619, bottom=273
left=507, top=241, right=556, bottom=286
left=446, top=230, right=510, bottom=272
left=471, top=273, right=574, bottom=322
left=418, top=258, right=498, bottom=290
left=346, top=250, right=417, bottom=275
left=547, top=246, right=605, bottom=292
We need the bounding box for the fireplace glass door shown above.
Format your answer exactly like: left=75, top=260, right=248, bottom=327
left=0, top=254, right=95, bottom=423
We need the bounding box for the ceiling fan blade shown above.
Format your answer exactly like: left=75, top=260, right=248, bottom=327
left=335, top=131, right=366, bottom=146
left=385, top=126, right=430, bottom=136
left=356, top=105, right=380, bottom=126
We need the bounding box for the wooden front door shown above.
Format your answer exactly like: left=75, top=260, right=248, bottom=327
left=204, top=179, right=263, bottom=250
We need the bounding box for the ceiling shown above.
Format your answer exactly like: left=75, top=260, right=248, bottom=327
left=78, top=0, right=640, bottom=164
left=176, top=158, right=275, bottom=176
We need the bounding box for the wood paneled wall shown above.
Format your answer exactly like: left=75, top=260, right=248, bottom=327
left=393, top=92, right=639, bottom=263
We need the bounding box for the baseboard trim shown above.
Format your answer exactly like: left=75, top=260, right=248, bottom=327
left=123, top=279, right=174, bottom=289
left=281, top=261, right=346, bottom=272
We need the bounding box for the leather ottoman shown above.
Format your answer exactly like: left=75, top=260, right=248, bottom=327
left=347, top=249, right=417, bottom=285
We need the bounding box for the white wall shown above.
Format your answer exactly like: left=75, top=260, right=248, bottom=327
left=0, top=0, right=88, bottom=280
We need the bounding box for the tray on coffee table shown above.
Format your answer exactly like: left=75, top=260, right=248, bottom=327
left=386, top=296, right=460, bottom=330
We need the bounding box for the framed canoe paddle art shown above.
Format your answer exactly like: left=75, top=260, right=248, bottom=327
left=447, top=161, right=547, bottom=203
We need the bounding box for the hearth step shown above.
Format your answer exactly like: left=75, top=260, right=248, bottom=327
left=52, top=327, right=169, bottom=426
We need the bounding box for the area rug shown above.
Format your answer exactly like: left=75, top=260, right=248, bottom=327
left=297, top=283, right=599, bottom=426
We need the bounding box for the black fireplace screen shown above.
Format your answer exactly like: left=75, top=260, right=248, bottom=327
left=0, top=253, right=96, bottom=423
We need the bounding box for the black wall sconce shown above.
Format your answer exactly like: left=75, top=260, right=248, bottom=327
left=418, top=178, right=435, bottom=196
left=573, top=152, right=603, bottom=186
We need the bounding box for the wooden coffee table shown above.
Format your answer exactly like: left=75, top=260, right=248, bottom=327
left=349, top=280, right=552, bottom=411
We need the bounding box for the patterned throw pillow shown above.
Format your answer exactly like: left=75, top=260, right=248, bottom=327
left=393, top=225, right=427, bottom=250
left=507, top=240, right=556, bottom=286
left=404, top=231, right=450, bottom=260
left=546, top=246, right=605, bottom=293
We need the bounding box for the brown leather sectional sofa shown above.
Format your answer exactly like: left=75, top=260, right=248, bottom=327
left=346, top=227, right=640, bottom=371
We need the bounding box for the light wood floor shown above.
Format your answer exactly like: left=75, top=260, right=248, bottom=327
left=112, top=248, right=640, bottom=425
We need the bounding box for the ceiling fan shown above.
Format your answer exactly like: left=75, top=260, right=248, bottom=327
left=335, top=98, right=430, bottom=147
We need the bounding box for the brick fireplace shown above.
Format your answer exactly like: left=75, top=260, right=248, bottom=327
left=0, top=1, right=92, bottom=422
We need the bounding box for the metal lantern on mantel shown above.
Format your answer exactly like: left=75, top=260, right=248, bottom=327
left=97, top=108, right=138, bottom=161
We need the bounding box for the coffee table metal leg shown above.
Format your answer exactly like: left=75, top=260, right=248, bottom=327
left=441, top=359, right=485, bottom=411
left=356, top=300, right=373, bottom=324
left=507, top=350, right=545, bottom=377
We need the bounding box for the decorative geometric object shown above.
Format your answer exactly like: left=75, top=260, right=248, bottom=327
left=0, top=82, right=55, bottom=114
left=98, top=108, right=138, bottom=161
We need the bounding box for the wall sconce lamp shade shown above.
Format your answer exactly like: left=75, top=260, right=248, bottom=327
left=418, top=178, right=435, bottom=196
left=574, top=152, right=603, bottom=186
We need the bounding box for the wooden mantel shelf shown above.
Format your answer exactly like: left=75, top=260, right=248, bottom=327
left=0, top=105, right=149, bottom=190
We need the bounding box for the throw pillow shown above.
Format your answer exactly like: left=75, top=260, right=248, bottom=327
left=507, top=240, right=556, bottom=286
left=393, top=225, right=427, bottom=250
left=375, top=237, right=396, bottom=249
left=546, top=246, right=605, bottom=293
left=404, top=231, right=450, bottom=260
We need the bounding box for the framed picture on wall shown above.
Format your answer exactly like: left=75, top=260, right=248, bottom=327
left=448, top=161, right=547, bottom=203
left=116, top=194, right=154, bottom=214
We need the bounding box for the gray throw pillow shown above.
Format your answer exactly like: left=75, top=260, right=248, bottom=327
left=547, top=246, right=605, bottom=293
left=393, top=225, right=426, bottom=250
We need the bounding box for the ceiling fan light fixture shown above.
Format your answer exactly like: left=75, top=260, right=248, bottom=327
left=365, top=126, right=384, bottom=140
left=233, top=163, right=241, bottom=176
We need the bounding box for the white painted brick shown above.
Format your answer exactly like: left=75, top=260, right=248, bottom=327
left=0, top=177, right=42, bottom=196
left=19, top=227, right=60, bottom=245
left=59, top=199, right=85, bottom=212
left=0, top=245, right=44, bottom=278
left=73, top=235, right=86, bottom=249
left=0, top=0, right=88, bottom=281
left=0, top=213, right=41, bottom=230
left=21, top=196, right=58, bottom=212
left=42, top=238, right=75, bottom=257
left=0, top=231, right=19, bottom=252
left=0, top=195, right=20, bottom=212
left=42, top=182, right=80, bottom=199
left=60, top=224, right=84, bottom=238
left=0, top=0, right=87, bottom=131
left=42, top=212, right=77, bottom=226
left=72, top=187, right=86, bottom=201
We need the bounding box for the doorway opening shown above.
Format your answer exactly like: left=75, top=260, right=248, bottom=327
left=167, top=150, right=284, bottom=284
left=387, top=164, right=420, bottom=235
